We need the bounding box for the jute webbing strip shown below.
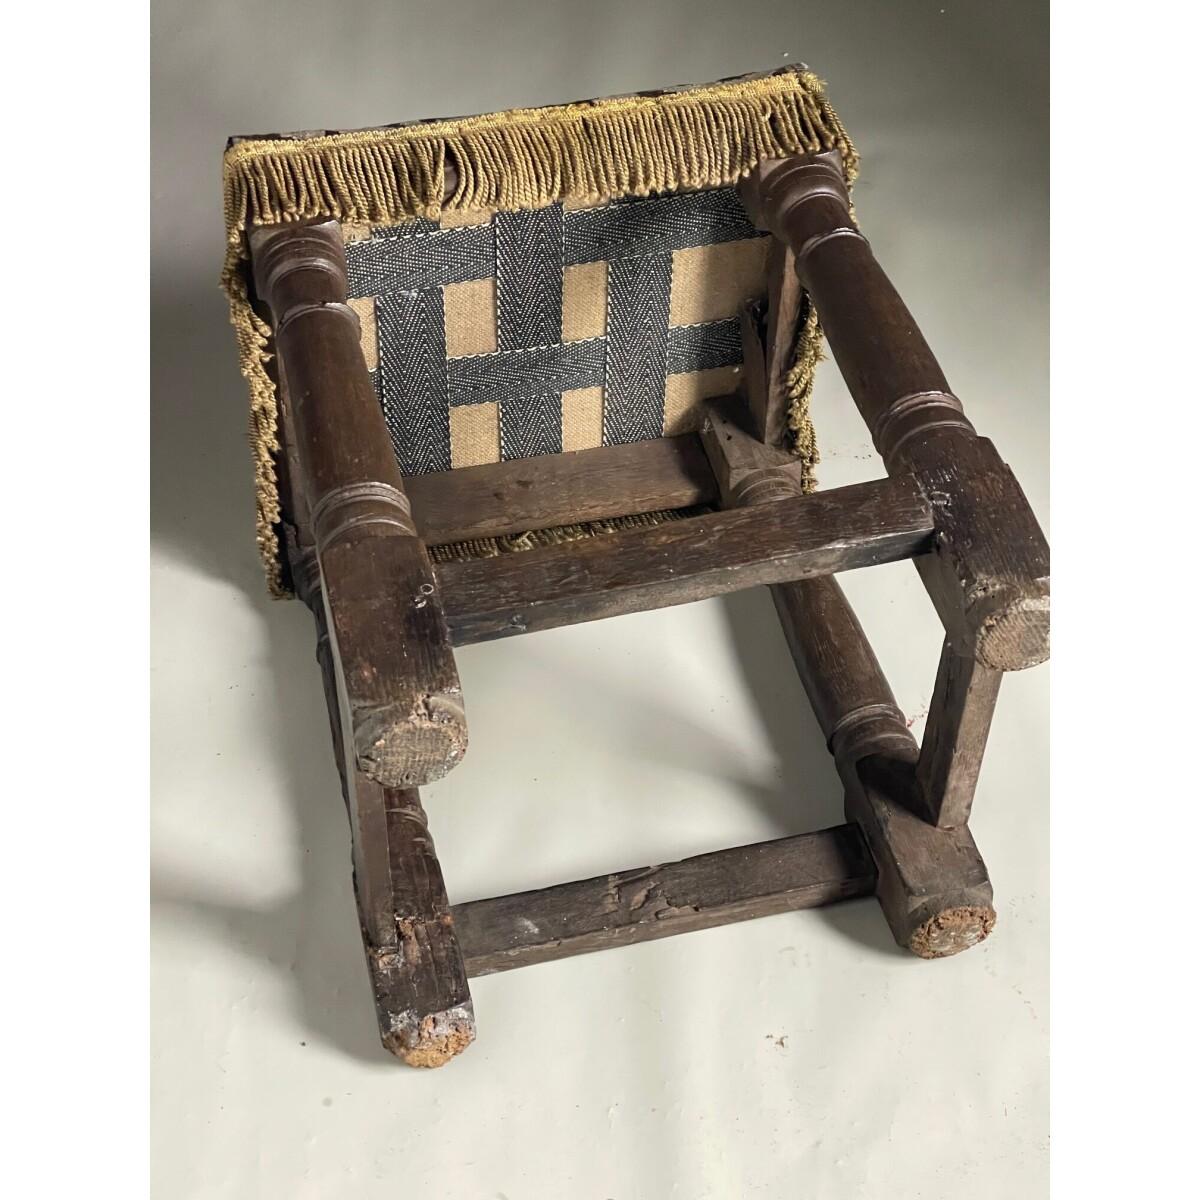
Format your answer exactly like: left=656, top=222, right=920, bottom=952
left=426, top=507, right=711, bottom=563
left=221, top=68, right=856, bottom=595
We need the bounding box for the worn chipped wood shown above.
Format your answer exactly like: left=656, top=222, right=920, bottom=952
left=371, top=790, right=475, bottom=1066
left=740, top=153, right=1050, bottom=671
left=250, top=219, right=468, bottom=789
left=435, top=474, right=934, bottom=645
left=273, top=348, right=474, bottom=1068
left=906, top=435, right=1050, bottom=671
left=243, top=142, right=1055, bottom=1053
left=697, top=399, right=993, bottom=957
left=452, top=826, right=877, bottom=975
left=773, top=575, right=995, bottom=956
left=311, top=581, right=475, bottom=1067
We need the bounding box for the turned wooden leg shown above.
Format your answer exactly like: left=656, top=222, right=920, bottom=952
left=249, top=220, right=468, bottom=789
left=700, top=400, right=994, bottom=957
left=270, top=345, right=474, bottom=1068
left=739, top=153, right=1050, bottom=674
left=777, top=577, right=995, bottom=957
left=292, top=510, right=475, bottom=1069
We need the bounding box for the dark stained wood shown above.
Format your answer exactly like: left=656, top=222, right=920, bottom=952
left=313, top=617, right=394, bottom=948
left=435, top=474, right=935, bottom=645
left=236, top=131, right=1054, bottom=1048
left=758, top=239, right=805, bottom=447
left=406, top=434, right=719, bottom=547
left=774, top=576, right=995, bottom=957
left=249, top=220, right=468, bottom=789
left=739, top=153, right=1050, bottom=672
left=697, top=398, right=993, bottom=956
left=272, top=346, right=474, bottom=1068
left=370, top=788, right=475, bottom=1067
left=771, top=578, right=916, bottom=767
left=915, top=638, right=1002, bottom=828
left=907, top=434, right=1051, bottom=672
left=323, top=671, right=475, bottom=1067
left=315, top=629, right=475, bottom=1066
left=846, top=753, right=995, bottom=958
left=738, top=299, right=772, bottom=444
left=740, top=155, right=957, bottom=447
left=453, top=826, right=877, bottom=976
left=698, top=395, right=809, bottom=507
left=698, top=398, right=912, bottom=763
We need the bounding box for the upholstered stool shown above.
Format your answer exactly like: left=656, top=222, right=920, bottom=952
left=222, top=67, right=1049, bottom=1066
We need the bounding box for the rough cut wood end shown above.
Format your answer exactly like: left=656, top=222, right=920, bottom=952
left=354, top=692, right=468, bottom=787
left=907, top=904, right=997, bottom=959
left=382, top=1003, right=477, bottom=1068
left=972, top=589, right=1050, bottom=672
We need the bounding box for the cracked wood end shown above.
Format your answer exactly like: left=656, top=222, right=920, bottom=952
left=382, top=1003, right=477, bottom=1068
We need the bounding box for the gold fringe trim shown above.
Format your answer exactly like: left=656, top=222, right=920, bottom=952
left=783, top=295, right=825, bottom=493
left=221, top=69, right=856, bottom=595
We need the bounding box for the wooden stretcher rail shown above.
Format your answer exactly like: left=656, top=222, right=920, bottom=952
left=435, top=473, right=935, bottom=645
left=739, top=153, right=1050, bottom=673
left=696, top=398, right=997, bottom=955
left=451, top=824, right=877, bottom=976
left=407, top=434, right=720, bottom=547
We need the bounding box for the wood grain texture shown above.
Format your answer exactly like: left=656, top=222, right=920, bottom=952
left=434, top=474, right=934, bottom=644
left=250, top=219, right=468, bottom=788
left=406, top=434, right=719, bottom=547
left=906, top=434, right=1050, bottom=672
left=273, top=342, right=474, bottom=1068
left=915, top=638, right=1002, bottom=828
left=758, top=239, right=804, bottom=447
left=699, top=395, right=809, bottom=507
left=321, top=664, right=475, bottom=1067
left=781, top=577, right=995, bottom=956
left=696, top=398, right=993, bottom=957
left=698, top=398, right=913, bottom=764
left=739, top=153, right=1050, bottom=672
left=453, top=826, right=877, bottom=976
left=738, top=299, right=772, bottom=444
left=372, top=788, right=475, bottom=1067
left=771, top=577, right=915, bottom=767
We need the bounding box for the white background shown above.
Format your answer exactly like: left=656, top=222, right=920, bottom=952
left=149, top=3, right=1049, bottom=1196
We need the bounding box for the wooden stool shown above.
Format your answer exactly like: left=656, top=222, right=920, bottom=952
left=223, top=70, right=1048, bottom=1066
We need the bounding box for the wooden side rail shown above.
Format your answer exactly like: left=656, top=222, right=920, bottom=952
left=407, top=434, right=719, bottom=547
left=741, top=239, right=806, bottom=447
left=915, top=638, right=1002, bottom=827
left=779, top=577, right=996, bottom=956
left=249, top=220, right=468, bottom=789
left=435, top=474, right=935, bottom=644
left=452, top=826, right=877, bottom=976
left=739, top=153, right=1050, bottom=674
left=698, top=400, right=995, bottom=955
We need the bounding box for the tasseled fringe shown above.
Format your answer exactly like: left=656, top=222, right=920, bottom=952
left=783, top=295, right=824, bottom=492
left=221, top=68, right=856, bottom=595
